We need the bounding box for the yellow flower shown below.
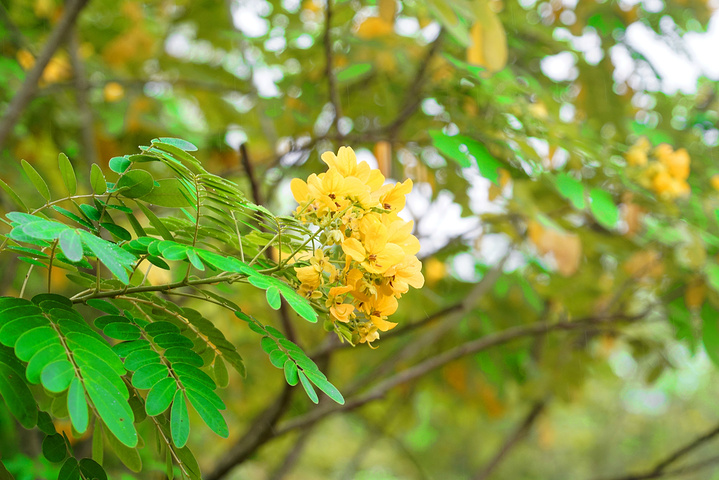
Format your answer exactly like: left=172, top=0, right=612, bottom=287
left=330, top=303, right=355, bottom=323
left=342, top=217, right=405, bottom=274
left=367, top=295, right=398, bottom=331
left=385, top=217, right=421, bottom=256
left=321, top=146, right=384, bottom=191
left=382, top=255, right=425, bottom=296
left=307, top=168, right=371, bottom=212
left=374, top=178, right=413, bottom=213
left=660, top=148, right=690, bottom=180
left=357, top=323, right=380, bottom=346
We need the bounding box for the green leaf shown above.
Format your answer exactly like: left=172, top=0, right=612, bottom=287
left=185, top=389, right=229, bottom=438
left=171, top=390, right=190, bottom=447
left=0, top=460, right=15, bottom=480
left=124, top=348, right=161, bottom=371
left=109, top=156, right=131, bottom=174
left=79, top=458, right=107, bottom=480
left=117, top=170, right=154, bottom=198
left=101, top=223, right=132, bottom=241
left=67, top=377, right=89, bottom=434
left=304, top=370, right=345, bottom=404
left=283, top=360, right=298, bottom=386
left=85, top=368, right=137, bottom=447
left=336, top=63, right=372, bottom=82
left=145, top=377, right=177, bottom=416
left=42, top=433, right=68, bottom=463
left=0, top=360, right=38, bottom=428
left=140, top=178, right=194, bottom=207
left=135, top=202, right=173, bottom=240
left=41, top=360, right=74, bottom=393
left=298, top=371, right=318, bottom=404
left=90, top=164, right=107, bottom=195
left=58, top=457, right=80, bottom=480
left=212, top=357, right=229, bottom=388
left=555, top=173, right=586, bottom=210
left=52, top=206, right=94, bottom=229
left=430, top=131, right=471, bottom=168
left=463, top=138, right=503, bottom=184
left=58, top=153, right=77, bottom=195
left=589, top=188, right=619, bottom=229
left=80, top=204, right=101, bottom=221
left=0, top=177, right=28, bottom=211
left=131, top=362, right=168, bottom=389
left=92, top=418, right=104, bottom=465
left=78, top=230, right=136, bottom=284
left=58, top=230, right=83, bottom=262
left=154, top=137, right=198, bottom=152
left=104, top=322, right=141, bottom=341
left=265, top=286, right=281, bottom=310
left=21, top=159, right=51, bottom=201
left=269, top=349, right=288, bottom=368
left=104, top=425, right=141, bottom=472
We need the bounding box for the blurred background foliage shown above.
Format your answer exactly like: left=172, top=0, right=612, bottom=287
left=2, top=0, right=719, bottom=478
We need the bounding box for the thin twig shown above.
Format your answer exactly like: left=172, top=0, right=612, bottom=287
left=600, top=422, right=719, bottom=480
left=0, top=0, right=91, bottom=150
left=472, top=400, right=548, bottom=480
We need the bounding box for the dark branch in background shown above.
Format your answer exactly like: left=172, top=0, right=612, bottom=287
left=0, top=0, right=91, bottom=151
left=0, top=2, right=32, bottom=51
left=238, top=143, right=296, bottom=344
left=472, top=400, right=548, bottom=480
left=68, top=29, right=98, bottom=166
left=205, top=385, right=293, bottom=480
left=276, top=311, right=650, bottom=436
left=600, top=422, right=719, bottom=480
left=323, top=0, right=342, bottom=135
left=385, top=29, right=444, bottom=139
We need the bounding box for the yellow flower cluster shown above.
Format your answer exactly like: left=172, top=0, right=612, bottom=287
left=627, top=137, right=690, bottom=199
left=290, top=147, right=424, bottom=346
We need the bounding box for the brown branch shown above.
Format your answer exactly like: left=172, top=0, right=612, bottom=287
left=239, top=143, right=264, bottom=205
left=204, top=385, right=293, bottom=480
left=323, top=0, right=342, bottom=134
left=600, top=422, right=719, bottom=480
left=68, top=28, right=97, bottom=166
left=386, top=29, right=445, bottom=139
left=472, top=400, right=548, bottom=480
left=276, top=311, right=649, bottom=438
left=0, top=2, right=31, bottom=51
left=0, top=0, right=91, bottom=150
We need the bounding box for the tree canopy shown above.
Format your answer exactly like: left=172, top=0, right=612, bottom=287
left=1, top=0, right=719, bottom=479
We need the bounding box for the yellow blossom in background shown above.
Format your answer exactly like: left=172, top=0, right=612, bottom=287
left=291, top=146, right=423, bottom=346
left=630, top=138, right=691, bottom=200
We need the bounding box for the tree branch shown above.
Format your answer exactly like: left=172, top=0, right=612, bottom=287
left=472, top=400, right=548, bottom=480
left=600, top=422, right=719, bottom=480
left=68, top=28, right=97, bottom=166
left=0, top=0, right=91, bottom=151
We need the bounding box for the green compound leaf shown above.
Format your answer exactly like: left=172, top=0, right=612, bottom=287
left=145, top=377, right=177, bottom=416
left=135, top=202, right=174, bottom=240
left=90, top=163, right=107, bottom=195
left=589, top=188, right=619, bottom=229
left=0, top=352, right=37, bottom=428
left=109, top=156, right=131, bottom=174
left=304, top=369, right=345, bottom=405
left=298, top=371, right=318, bottom=404
left=58, top=457, right=80, bottom=480
left=171, top=390, right=190, bottom=448
left=21, top=159, right=51, bottom=202
left=78, top=230, right=136, bottom=284
left=154, top=137, right=198, bottom=152
left=283, top=360, right=299, bottom=386
left=40, top=360, right=74, bottom=393
left=67, top=376, right=89, bottom=434
left=117, top=169, right=155, bottom=198
left=84, top=367, right=137, bottom=448
left=265, top=286, right=281, bottom=310
left=79, top=458, right=107, bottom=480
left=42, top=433, right=68, bottom=463
left=185, top=389, right=229, bottom=438
left=140, top=178, right=193, bottom=207
left=58, top=153, right=77, bottom=195
left=58, top=229, right=84, bottom=263
left=0, top=177, right=28, bottom=211
left=104, top=424, right=142, bottom=472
